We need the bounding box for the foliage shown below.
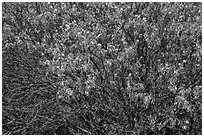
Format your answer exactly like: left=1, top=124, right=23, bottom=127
left=2, top=2, right=202, bottom=135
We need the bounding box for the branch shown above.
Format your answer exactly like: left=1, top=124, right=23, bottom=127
left=89, top=56, right=101, bottom=72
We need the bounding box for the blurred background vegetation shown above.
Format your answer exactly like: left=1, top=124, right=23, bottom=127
left=2, top=2, right=202, bottom=135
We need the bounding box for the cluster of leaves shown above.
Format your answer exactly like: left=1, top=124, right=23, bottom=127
left=2, top=2, right=202, bottom=135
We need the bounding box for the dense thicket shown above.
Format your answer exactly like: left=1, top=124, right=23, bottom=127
left=2, top=2, right=202, bottom=135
